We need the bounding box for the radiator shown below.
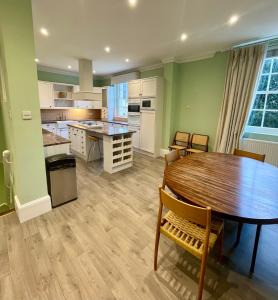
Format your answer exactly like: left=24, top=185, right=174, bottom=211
left=240, top=138, right=278, bottom=167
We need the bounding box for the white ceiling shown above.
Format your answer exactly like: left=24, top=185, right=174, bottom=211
left=32, top=0, right=278, bottom=76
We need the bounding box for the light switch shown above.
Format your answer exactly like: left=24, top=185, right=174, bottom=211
left=22, top=111, right=32, bottom=120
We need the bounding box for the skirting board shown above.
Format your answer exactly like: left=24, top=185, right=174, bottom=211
left=14, top=194, right=52, bottom=223
left=160, top=148, right=169, bottom=157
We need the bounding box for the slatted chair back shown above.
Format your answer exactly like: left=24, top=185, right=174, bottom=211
left=191, top=134, right=209, bottom=152
left=233, top=148, right=265, bottom=162
left=173, top=131, right=190, bottom=147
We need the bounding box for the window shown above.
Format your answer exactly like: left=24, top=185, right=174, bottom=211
left=114, top=82, right=128, bottom=118
left=246, top=52, right=278, bottom=135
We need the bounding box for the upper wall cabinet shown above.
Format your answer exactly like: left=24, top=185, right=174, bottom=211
left=128, top=77, right=158, bottom=98
left=141, top=78, right=157, bottom=98
left=128, top=80, right=141, bottom=99
left=38, top=81, right=54, bottom=108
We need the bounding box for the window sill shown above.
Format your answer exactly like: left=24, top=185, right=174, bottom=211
left=242, top=132, right=278, bottom=143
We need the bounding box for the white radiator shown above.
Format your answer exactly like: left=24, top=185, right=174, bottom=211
left=240, top=138, right=278, bottom=167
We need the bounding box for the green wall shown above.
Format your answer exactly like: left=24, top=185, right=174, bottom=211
left=37, top=70, right=110, bottom=87
left=140, top=67, right=164, bottom=79
left=173, top=52, right=228, bottom=150
left=0, top=0, right=48, bottom=205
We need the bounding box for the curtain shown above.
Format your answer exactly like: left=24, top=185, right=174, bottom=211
left=214, top=44, right=267, bottom=153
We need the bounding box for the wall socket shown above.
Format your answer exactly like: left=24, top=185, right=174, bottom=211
left=22, top=111, right=32, bottom=120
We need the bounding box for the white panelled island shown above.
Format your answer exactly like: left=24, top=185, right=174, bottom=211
left=68, top=121, right=135, bottom=174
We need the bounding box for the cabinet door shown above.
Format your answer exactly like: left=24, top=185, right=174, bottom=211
left=132, top=129, right=140, bottom=148
left=141, top=78, right=157, bottom=98
left=38, top=81, right=54, bottom=108
left=140, top=111, right=155, bottom=153
left=128, top=80, right=141, bottom=98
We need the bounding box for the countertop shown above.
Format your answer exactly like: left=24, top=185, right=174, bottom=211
left=42, top=119, right=128, bottom=126
left=68, top=123, right=135, bottom=136
left=42, top=129, right=71, bottom=147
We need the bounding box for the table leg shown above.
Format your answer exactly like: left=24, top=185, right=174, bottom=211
left=234, top=222, right=243, bottom=247
left=250, top=224, right=262, bottom=274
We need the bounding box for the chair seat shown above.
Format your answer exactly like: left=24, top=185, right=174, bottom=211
left=88, top=136, right=99, bottom=142
left=160, top=211, right=223, bottom=259
left=186, top=148, right=204, bottom=153
left=169, top=145, right=186, bottom=150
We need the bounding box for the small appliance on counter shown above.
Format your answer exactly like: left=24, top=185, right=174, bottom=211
left=45, top=154, right=78, bottom=207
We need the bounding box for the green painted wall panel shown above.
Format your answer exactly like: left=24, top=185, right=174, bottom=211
left=0, top=0, right=48, bottom=204
left=174, top=52, right=228, bottom=150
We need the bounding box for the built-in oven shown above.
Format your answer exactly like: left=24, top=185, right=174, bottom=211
left=141, top=98, right=156, bottom=111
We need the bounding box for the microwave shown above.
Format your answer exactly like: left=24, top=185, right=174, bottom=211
left=141, top=98, right=156, bottom=111
left=128, top=103, right=140, bottom=114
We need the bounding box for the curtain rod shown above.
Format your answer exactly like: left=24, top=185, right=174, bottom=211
left=233, top=35, right=278, bottom=49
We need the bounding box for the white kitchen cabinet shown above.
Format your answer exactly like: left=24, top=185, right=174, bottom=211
left=141, top=78, right=157, bottom=98
left=132, top=128, right=140, bottom=148
left=128, top=80, right=141, bottom=98
left=140, top=111, right=155, bottom=153
left=68, top=127, right=87, bottom=157
left=38, top=81, right=54, bottom=108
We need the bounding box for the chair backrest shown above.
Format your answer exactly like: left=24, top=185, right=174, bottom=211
left=159, top=188, right=211, bottom=227
left=173, top=131, right=190, bottom=147
left=233, top=148, right=265, bottom=162
left=191, top=134, right=209, bottom=151
left=165, top=150, right=180, bottom=167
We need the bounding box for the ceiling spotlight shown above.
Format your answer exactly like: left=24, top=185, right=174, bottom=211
left=40, top=27, right=49, bottom=36
left=125, top=58, right=130, bottom=62
left=128, top=0, right=137, bottom=8
left=67, top=65, right=72, bottom=69
left=34, top=58, right=39, bottom=63
left=93, top=70, right=96, bottom=74
left=228, top=15, right=239, bottom=25
left=180, top=33, right=188, bottom=42
left=105, top=46, right=110, bottom=53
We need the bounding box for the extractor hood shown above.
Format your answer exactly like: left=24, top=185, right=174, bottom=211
left=72, top=59, right=99, bottom=101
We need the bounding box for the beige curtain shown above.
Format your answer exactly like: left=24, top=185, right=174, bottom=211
left=214, top=44, right=266, bottom=153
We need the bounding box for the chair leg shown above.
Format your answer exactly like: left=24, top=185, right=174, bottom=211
left=217, top=227, right=224, bottom=262
left=97, top=140, right=101, bottom=158
left=154, top=228, right=161, bottom=271
left=197, top=254, right=208, bottom=300
left=87, top=142, right=93, bottom=163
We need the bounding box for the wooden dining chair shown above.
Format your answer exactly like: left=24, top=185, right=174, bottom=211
left=169, top=131, right=190, bottom=155
left=233, top=149, right=265, bottom=162
left=162, top=150, right=181, bottom=188
left=186, top=134, right=209, bottom=154
left=154, top=188, right=224, bottom=300
left=233, top=148, right=265, bottom=246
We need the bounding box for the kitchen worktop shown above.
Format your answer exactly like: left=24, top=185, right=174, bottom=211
left=42, top=129, right=71, bottom=147
left=68, top=123, right=135, bottom=136
left=41, top=119, right=128, bottom=125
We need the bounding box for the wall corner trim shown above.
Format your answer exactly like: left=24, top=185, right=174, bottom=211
left=160, top=148, right=169, bottom=157
left=15, top=194, right=52, bottom=223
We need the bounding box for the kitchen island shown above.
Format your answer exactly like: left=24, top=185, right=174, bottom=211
left=42, top=129, right=71, bottom=157
left=68, top=123, right=135, bottom=174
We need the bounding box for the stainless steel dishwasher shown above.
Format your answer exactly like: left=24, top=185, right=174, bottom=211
left=45, top=154, right=78, bottom=207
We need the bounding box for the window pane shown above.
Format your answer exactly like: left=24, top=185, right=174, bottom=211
left=262, top=59, right=271, bottom=73
left=257, top=75, right=268, bottom=91
left=272, top=58, right=278, bottom=73
left=248, top=111, right=263, bottom=127
left=252, top=94, right=265, bottom=109
left=266, top=94, right=278, bottom=109
left=269, top=74, right=278, bottom=91
left=263, top=111, right=278, bottom=128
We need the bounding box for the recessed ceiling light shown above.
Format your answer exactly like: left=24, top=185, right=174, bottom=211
left=125, top=58, right=130, bottom=62
left=40, top=27, right=49, bottom=36
left=180, top=33, right=188, bottom=42
left=105, top=46, right=110, bottom=53
left=93, top=70, right=96, bottom=74
left=228, top=15, right=239, bottom=25
left=67, top=65, right=72, bottom=69
left=128, top=0, right=137, bottom=8
left=34, top=58, right=39, bottom=63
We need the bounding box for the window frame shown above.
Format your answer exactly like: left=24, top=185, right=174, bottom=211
left=246, top=55, right=278, bottom=135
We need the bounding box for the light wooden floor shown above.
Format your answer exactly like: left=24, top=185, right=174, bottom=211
left=0, top=153, right=277, bottom=299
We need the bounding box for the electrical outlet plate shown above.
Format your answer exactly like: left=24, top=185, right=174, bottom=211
left=22, top=111, right=32, bottom=120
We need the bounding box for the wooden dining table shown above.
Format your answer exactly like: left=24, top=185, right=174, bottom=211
left=164, top=152, right=278, bottom=273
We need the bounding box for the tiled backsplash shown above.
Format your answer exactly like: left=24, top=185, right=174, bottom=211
left=41, top=109, right=101, bottom=122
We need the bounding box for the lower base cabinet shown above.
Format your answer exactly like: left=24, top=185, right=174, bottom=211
left=140, top=111, right=155, bottom=154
